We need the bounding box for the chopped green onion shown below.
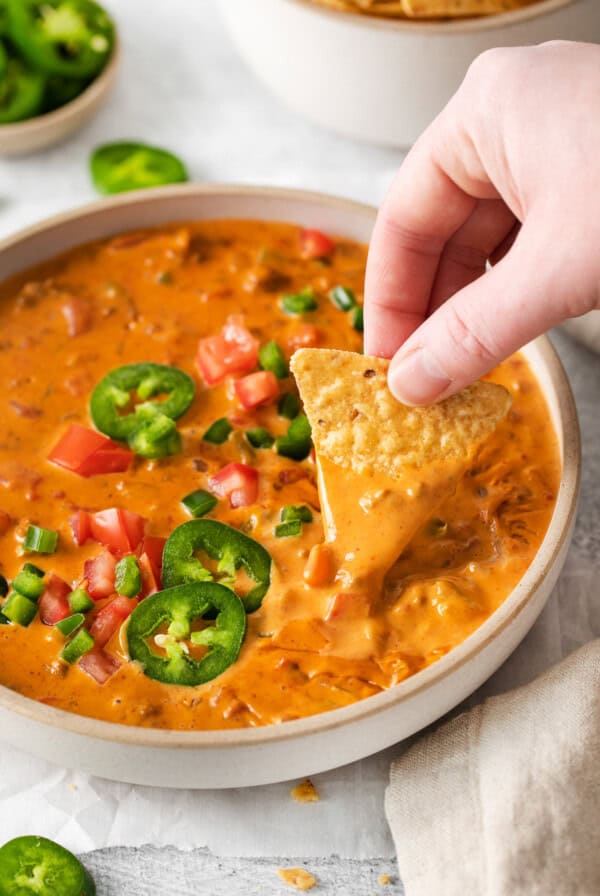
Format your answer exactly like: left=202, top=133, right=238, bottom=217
left=281, top=287, right=318, bottom=315
left=274, top=520, right=302, bottom=538
left=276, top=414, right=312, bottom=461
left=61, top=628, right=94, bottom=664
left=68, top=588, right=94, bottom=613
left=181, top=488, right=218, bottom=518
left=330, top=285, right=356, bottom=311
left=278, top=392, right=301, bottom=420
left=351, top=305, right=364, bottom=332
left=114, top=555, right=142, bottom=597
left=23, top=525, right=58, bottom=554
left=281, top=505, right=313, bottom=523
left=202, top=417, right=232, bottom=445
left=55, top=613, right=85, bottom=637
left=246, top=428, right=274, bottom=449
left=258, top=341, right=288, bottom=379
left=23, top=562, right=44, bottom=577
left=0, top=575, right=8, bottom=598
left=12, top=569, right=45, bottom=600
left=2, top=593, right=38, bottom=627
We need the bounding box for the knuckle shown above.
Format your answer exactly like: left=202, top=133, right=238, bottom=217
left=444, top=304, right=499, bottom=369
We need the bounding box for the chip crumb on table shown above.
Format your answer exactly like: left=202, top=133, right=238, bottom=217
left=378, top=873, right=392, bottom=885
left=277, top=867, right=318, bottom=890
left=291, top=779, right=320, bottom=802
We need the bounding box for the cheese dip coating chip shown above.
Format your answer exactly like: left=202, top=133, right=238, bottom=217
left=291, top=348, right=511, bottom=478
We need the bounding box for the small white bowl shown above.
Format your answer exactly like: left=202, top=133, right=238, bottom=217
left=0, top=42, right=119, bottom=157
left=218, top=0, right=600, bottom=147
left=0, top=185, right=580, bottom=788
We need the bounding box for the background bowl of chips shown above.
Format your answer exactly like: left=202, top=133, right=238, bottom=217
left=218, top=0, right=600, bottom=147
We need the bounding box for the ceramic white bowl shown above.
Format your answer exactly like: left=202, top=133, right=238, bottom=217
left=218, top=0, right=600, bottom=147
left=0, top=184, right=580, bottom=788
left=0, top=42, right=119, bottom=157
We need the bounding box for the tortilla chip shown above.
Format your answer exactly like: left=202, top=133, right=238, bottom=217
left=402, top=0, right=521, bottom=16
left=290, top=348, right=511, bottom=479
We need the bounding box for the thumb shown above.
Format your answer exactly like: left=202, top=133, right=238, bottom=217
left=387, top=237, right=571, bottom=405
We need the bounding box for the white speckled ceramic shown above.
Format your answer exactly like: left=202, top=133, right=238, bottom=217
left=0, top=185, right=581, bottom=787
left=218, top=0, right=600, bottom=147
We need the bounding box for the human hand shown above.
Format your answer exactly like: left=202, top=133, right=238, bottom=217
left=364, top=41, right=600, bottom=405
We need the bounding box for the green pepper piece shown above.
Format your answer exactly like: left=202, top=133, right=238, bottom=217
left=2, top=592, right=38, bottom=626
left=258, top=341, right=288, bottom=379
left=181, top=488, right=218, bottom=518
left=330, top=285, right=357, bottom=311
left=351, top=305, right=364, bottom=332
left=0, top=835, right=96, bottom=896
left=55, top=612, right=85, bottom=636
left=68, top=588, right=94, bottom=613
left=127, top=582, right=246, bottom=687
left=274, top=520, right=302, bottom=538
left=246, top=427, right=274, bottom=449
left=278, top=392, right=301, bottom=420
left=281, top=504, right=313, bottom=523
left=90, top=362, right=195, bottom=442
left=161, top=519, right=271, bottom=613
left=42, top=73, right=89, bottom=112
left=276, top=414, right=312, bottom=461
left=60, top=627, right=94, bottom=664
left=202, top=417, right=232, bottom=445
left=0, top=58, right=45, bottom=123
left=22, top=562, right=44, bottom=577
left=7, top=0, right=114, bottom=78
left=12, top=568, right=45, bottom=600
left=90, top=142, right=189, bottom=195
left=23, top=525, right=58, bottom=554
left=128, top=412, right=182, bottom=459
left=280, top=287, right=318, bottom=316
left=0, top=2, right=8, bottom=36
left=114, top=555, right=142, bottom=597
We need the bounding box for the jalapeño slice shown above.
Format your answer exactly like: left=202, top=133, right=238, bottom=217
left=0, top=59, right=45, bottom=124
left=127, top=583, right=246, bottom=687
left=90, top=142, right=188, bottom=195
left=90, top=362, right=195, bottom=443
left=161, top=519, right=271, bottom=613
left=7, top=0, right=114, bottom=79
left=0, top=835, right=96, bottom=896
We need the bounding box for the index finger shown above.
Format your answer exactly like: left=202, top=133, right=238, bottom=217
left=363, top=119, right=494, bottom=358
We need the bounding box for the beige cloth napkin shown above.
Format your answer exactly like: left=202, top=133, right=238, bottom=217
left=385, top=640, right=600, bottom=896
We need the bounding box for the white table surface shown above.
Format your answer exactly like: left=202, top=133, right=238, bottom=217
left=1, top=3, right=599, bottom=893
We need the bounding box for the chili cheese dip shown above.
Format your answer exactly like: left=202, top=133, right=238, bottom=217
left=0, top=220, right=560, bottom=730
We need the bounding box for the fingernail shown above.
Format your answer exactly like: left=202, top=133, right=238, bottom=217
left=389, top=348, right=452, bottom=405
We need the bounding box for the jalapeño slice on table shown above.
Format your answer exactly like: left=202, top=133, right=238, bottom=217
left=0, top=59, right=46, bottom=124
left=0, top=835, right=96, bottom=895
left=161, top=519, right=271, bottom=614
left=90, top=362, right=195, bottom=455
left=90, top=142, right=189, bottom=195
left=7, top=0, right=114, bottom=79
left=127, top=583, right=246, bottom=687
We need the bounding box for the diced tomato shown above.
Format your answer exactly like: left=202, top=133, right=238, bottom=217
left=138, top=535, right=166, bottom=580
left=196, top=316, right=259, bottom=385
left=138, top=552, right=160, bottom=597
left=48, top=424, right=133, bottom=478
left=208, top=462, right=259, bottom=508
left=300, top=228, right=335, bottom=259
left=70, top=509, right=91, bottom=546
left=88, top=508, right=146, bottom=555
left=84, top=550, right=117, bottom=600
left=78, top=647, right=122, bottom=684
left=39, top=574, right=71, bottom=625
left=90, top=595, right=137, bottom=648
left=234, top=370, right=280, bottom=410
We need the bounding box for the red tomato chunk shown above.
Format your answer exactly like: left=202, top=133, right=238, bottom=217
left=88, top=508, right=146, bottom=555
left=90, top=595, right=137, bottom=647
left=84, top=551, right=117, bottom=600
left=208, top=462, right=259, bottom=508
left=196, top=316, right=258, bottom=385
left=78, top=647, right=122, bottom=684
left=234, top=370, right=280, bottom=410
left=48, top=424, right=133, bottom=477
left=300, top=228, right=335, bottom=259
left=39, top=574, right=71, bottom=625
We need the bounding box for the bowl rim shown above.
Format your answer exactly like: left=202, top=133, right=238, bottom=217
left=283, top=0, right=577, bottom=34
left=0, top=183, right=581, bottom=749
left=0, top=38, right=120, bottom=138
